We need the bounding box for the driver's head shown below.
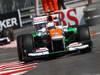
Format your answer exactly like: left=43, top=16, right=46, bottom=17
left=47, top=14, right=53, bottom=22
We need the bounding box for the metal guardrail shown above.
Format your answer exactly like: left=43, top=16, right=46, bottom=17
left=65, top=0, right=86, bottom=5
left=18, top=9, right=33, bottom=27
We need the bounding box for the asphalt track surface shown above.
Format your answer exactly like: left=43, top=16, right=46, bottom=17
left=0, top=0, right=100, bottom=75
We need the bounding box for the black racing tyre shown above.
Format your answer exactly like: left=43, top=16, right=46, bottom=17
left=17, top=35, right=23, bottom=61
left=22, top=34, right=34, bottom=62
left=17, top=34, right=34, bottom=62
left=3, top=28, right=14, bottom=41
left=23, top=34, right=34, bottom=55
left=78, top=26, right=91, bottom=41
left=78, top=26, right=92, bottom=53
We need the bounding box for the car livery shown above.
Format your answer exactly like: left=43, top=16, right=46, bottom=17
left=17, top=25, right=92, bottom=62
left=17, top=7, right=92, bottom=62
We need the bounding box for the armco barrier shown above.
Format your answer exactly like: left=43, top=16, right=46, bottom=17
left=17, top=7, right=35, bottom=27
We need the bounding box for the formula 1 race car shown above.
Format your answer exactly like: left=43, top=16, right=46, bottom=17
left=0, top=28, right=14, bottom=45
left=17, top=24, right=92, bottom=62
left=17, top=6, right=93, bottom=62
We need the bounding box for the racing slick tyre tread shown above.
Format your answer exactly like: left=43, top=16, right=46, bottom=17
left=17, top=35, right=23, bottom=61
left=22, top=34, right=34, bottom=62
left=17, top=34, right=34, bottom=62
left=78, top=26, right=90, bottom=41
left=78, top=26, right=92, bottom=53
left=23, top=34, right=33, bottom=55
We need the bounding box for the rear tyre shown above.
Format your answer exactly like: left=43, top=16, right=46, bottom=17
left=78, top=26, right=92, bottom=53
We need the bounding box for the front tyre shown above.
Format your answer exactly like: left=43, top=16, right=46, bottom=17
left=78, top=26, right=92, bottom=53
left=23, top=34, right=33, bottom=56
left=17, top=35, right=23, bottom=61
left=17, top=34, right=34, bottom=62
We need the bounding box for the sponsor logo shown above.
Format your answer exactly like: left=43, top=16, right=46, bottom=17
left=57, top=6, right=86, bottom=26
left=0, top=17, right=18, bottom=30
left=68, top=42, right=82, bottom=47
left=33, top=14, right=59, bottom=24
left=33, top=6, right=86, bottom=26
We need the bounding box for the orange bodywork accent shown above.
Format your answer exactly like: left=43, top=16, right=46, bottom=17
left=41, top=0, right=59, bottom=13
left=49, top=29, right=62, bottom=37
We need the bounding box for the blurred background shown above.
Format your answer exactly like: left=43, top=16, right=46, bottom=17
left=0, top=0, right=41, bottom=14
left=0, top=0, right=86, bottom=14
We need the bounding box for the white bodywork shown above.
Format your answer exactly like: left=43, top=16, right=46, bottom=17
left=28, top=42, right=89, bottom=56
left=0, top=37, right=10, bottom=42
left=67, top=42, right=89, bottom=51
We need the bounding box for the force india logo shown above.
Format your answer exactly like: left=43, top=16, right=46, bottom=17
left=0, top=17, right=18, bottom=30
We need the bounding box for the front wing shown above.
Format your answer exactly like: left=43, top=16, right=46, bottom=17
left=28, top=42, right=89, bottom=57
